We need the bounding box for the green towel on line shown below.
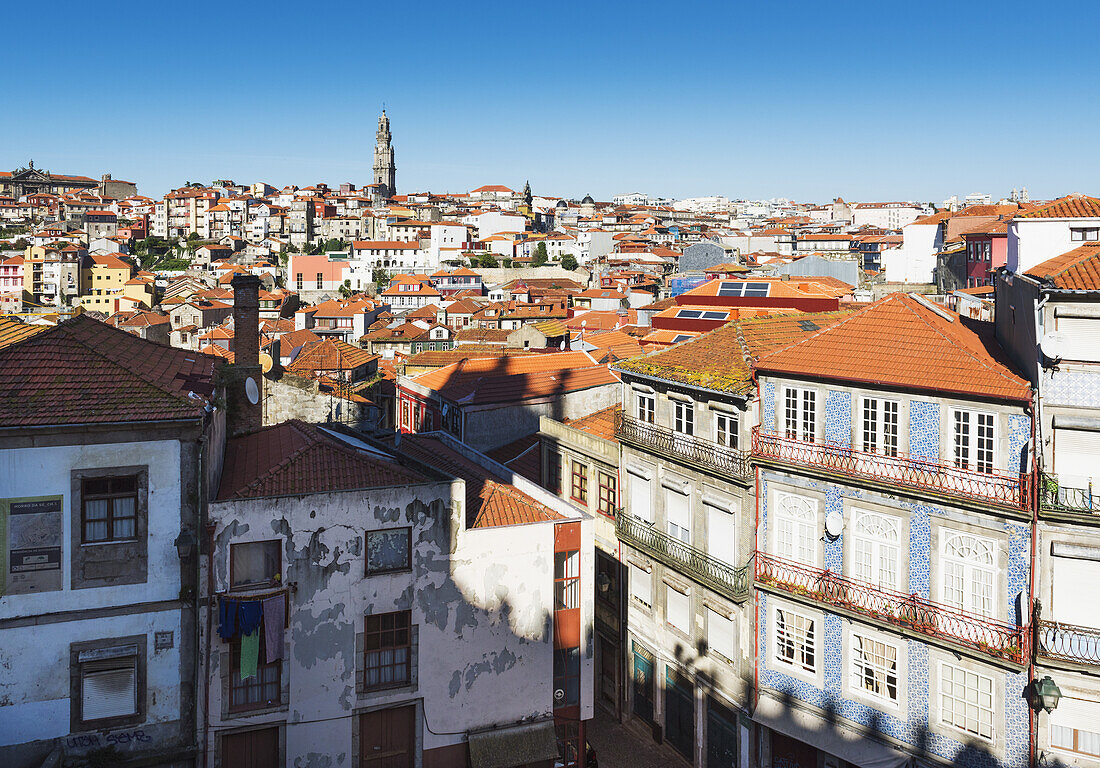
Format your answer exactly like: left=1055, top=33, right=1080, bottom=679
left=240, top=629, right=259, bottom=681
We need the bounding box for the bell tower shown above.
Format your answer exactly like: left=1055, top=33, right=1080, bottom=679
left=372, top=110, right=396, bottom=203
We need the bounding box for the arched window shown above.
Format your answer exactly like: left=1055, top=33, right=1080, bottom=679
left=851, top=511, right=901, bottom=589
left=941, top=531, right=995, bottom=617
left=774, top=492, right=817, bottom=566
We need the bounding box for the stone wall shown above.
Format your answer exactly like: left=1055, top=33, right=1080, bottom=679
left=263, top=373, right=378, bottom=428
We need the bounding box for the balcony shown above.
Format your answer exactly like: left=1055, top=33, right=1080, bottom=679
left=755, top=552, right=1027, bottom=664
left=1036, top=620, right=1100, bottom=666
left=751, top=428, right=1030, bottom=510
left=1039, top=473, right=1100, bottom=517
left=615, top=411, right=751, bottom=482
left=617, top=513, right=749, bottom=603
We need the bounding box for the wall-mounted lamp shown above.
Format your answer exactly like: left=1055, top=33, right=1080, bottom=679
left=1026, top=675, right=1062, bottom=714
left=596, top=573, right=611, bottom=594
left=174, top=527, right=196, bottom=562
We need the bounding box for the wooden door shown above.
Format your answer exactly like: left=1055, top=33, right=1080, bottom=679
left=223, top=727, right=279, bottom=768
left=360, top=705, right=416, bottom=768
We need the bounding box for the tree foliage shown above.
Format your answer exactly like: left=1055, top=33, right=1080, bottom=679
left=560, top=254, right=578, bottom=271
left=532, top=242, right=549, bottom=267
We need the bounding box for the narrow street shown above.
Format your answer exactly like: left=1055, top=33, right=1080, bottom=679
left=587, top=707, right=691, bottom=768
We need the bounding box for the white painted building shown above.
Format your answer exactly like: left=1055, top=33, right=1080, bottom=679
left=1006, top=195, right=1100, bottom=274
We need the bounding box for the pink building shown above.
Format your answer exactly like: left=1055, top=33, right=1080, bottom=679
left=962, top=218, right=1009, bottom=287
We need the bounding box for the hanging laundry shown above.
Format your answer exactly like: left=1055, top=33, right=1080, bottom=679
left=262, top=595, right=285, bottom=663
left=240, top=629, right=259, bottom=681
left=217, top=597, right=237, bottom=640
left=238, top=599, right=263, bottom=635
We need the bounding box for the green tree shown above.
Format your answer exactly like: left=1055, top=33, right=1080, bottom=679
left=338, top=279, right=352, bottom=298
left=286, top=242, right=300, bottom=254
left=372, top=267, right=392, bottom=290
left=478, top=253, right=499, bottom=268
left=502, top=258, right=513, bottom=268
left=532, top=242, right=548, bottom=267
left=560, top=254, right=578, bottom=271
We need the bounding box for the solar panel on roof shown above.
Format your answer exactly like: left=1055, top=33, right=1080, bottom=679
left=716, top=281, right=771, bottom=297
left=672, top=334, right=693, bottom=343
left=798, top=320, right=820, bottom=331
left=702, top=311, right=728, bottom=320
left=678, top=309, right=702, bottom=319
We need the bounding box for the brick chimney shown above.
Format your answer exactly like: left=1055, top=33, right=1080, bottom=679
left=228, top=273, right=262, bottom=435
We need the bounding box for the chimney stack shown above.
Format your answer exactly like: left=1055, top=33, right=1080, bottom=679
left=228, top=273, right=262, bottom=435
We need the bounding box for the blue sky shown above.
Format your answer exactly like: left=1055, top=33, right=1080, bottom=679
left=1, top=1, right=1093, bottom=202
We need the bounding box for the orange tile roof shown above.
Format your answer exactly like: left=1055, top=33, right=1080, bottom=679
left=1018, top=194, right=1100, bottom=219
left=0, top=317, right=50, bottom=349
left=410, top=351, right=618, bottom=404
left=562, top=405, right=620, bottom=442
left=287, top=338, right=377, bottom=373
left=217, top=420, right=425, bottom=500
left=618, top=311, right=854, bottom=394
left=485, top=433, right=542, bottom=484
left=395, top=435, right=561, bottom=528
left=1025, top=243, right=1100, bottom=290
left=756, top=293, right=1030, bottom=402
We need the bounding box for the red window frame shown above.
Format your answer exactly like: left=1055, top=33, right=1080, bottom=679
left=363, top=610, right=412, bottom=691
left=570, top=461, right=588, bottom=505
left=597, top=471, right=616, bottom=518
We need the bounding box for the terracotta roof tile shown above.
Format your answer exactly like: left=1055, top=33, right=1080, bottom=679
left=485, top=433, right=542, bottom=484
left=287, top=338, right=377, bottom=373
left=756, top=293, right=1030, bottom=402
left=1019, top=195, right=1100, bottom=219
left=217, top=420, right=425, bottom=500
left=1025, top=243, right=1100, bottom=290
left=562, top=405, right=620, bottom=442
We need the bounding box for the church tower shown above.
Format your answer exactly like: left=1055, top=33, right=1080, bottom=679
left=372, top=110, right=396, bottom=203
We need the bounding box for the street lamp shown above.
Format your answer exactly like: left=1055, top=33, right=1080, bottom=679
left=173, top=527, right=196, bottom=562
left=1026, top=675, right=1062, bottom=714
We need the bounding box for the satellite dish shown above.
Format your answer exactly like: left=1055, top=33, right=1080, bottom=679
left=259, top=352, right=273, bottom=373
left=1040, top=331, right=1068, bottom=361
left=245, top=377, right=260, bottom=405
left=824, top=511, right=844, bottom=539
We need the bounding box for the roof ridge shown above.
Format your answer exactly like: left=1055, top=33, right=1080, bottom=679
left=754, top=304, right=876, bottom=362
left=229, top=420, right=356, bottom=499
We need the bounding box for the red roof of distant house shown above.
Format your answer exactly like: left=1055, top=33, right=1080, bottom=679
left=0, top=315, right=220, bottom=426
left=562, top=405, right=620, bottom=442
left=755, top=293, right=1030, bottom=402
left=409, top=351, right=618, bottom=404
left=217, top=420, right=425, bottom=500
left=1018, top=194, right=1100, bottom=219
left=287, top=338, right=377, bottom=373
left=485, top=433, right=542, bottom=484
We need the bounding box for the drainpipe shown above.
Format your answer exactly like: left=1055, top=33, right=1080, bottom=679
left=202, top=519, right=216, bottom=768
left=1029, top=291, right=1048, bottom=768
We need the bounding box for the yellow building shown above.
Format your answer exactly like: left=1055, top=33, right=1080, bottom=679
left=78, top=253, right=147, bottom=312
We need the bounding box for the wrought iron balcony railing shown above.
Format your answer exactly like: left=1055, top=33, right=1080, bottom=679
left=1039, top=473, right=1100, bottom=516
left=751, top=428, right=1030, bottom=510
left=1036, top=620, right=1100, bottom=666
left=617, top=513, right=750, bottom=603
left=755, top=551, right=1028, bottom=664
left=615, top=411, right=750, bottom=481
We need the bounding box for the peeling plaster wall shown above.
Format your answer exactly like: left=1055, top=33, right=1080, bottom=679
left=205, top=478, right=572, bottom=767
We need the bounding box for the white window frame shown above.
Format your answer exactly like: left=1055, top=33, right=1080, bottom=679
left=940, top=530, right=996, bottom=618
left=773, top=605, right=816, bottom=676
left=636, top=392, right=655, bottom=424
left=783, top=386, right=816, bottom=442
left=707, top=607, right=737, bottom=663
left=715, top=411, right=739, bottom=450
left=938, top=661, right=995, bottom=742
left=849, top=630, right=901, bottom=707
left=951, top=408, right=996, bottom=474
left=772, top=491, right=817, bottom=566
left=628, top=468, right=654, bottom=524
left=861, top=397, right=900, bottom=456
left=629, top=563, right=652, bottom=608
left=665, top=485, right=691, bottom=544
left=850, top=509, right=902, bottom=591
left=673, top=399, right=694, bottom=436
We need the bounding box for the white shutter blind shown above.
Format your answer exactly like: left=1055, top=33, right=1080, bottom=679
left=1053, top=556, right=1100, bottom=626
left=707, top=608, right=737, bottom=661
left=666, top=488, right=690, bottom=543
left=630, top=564, right=651, bottom=606
left=630, top=475, right=653, bottom=523
left=666, top=586, right=690, bottom=632
left=1056, top=317, right=1100, bottom=362
left=1050, top=696, right=1100, bottom=733
left=82, top=661, right=137, bottom=721
left=1054, top=429, right=1100, bottom=487
left=706, top=502, right=737, bottom=566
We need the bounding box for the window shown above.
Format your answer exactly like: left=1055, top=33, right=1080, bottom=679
left=666, top=585, right=690, bottom=633
left=940, top=662, right=994, bottom=740
left=555, top=550, right=580, bottom=610
left=715, top=411, right=738, bottom=450
left=941, top=531, right=995, bottom=617
left=230, top=540, right=281, bottom=590
left=401, top=400, right=409, bottom=429
left=775, top=607, right=816, bottom=674
left=851, top=633, right=898, bottom=704
left=629, top=472, right=653, bottom=523
left=851, top=511, right=901, bottom=589
left=230, top=632, right=280, bottom=712
left=666, top=486, right=690, bottom=543
left=366, top=528, right=411, bottom=575
left=296, top=272, right=303, bottom=290
left=673, top=400, right=694, bottom=436
left=80, top=654, right=138, bottom=722
left=570, top=461, right=588, bottom=505
left=630, top=564, right=652, bottom=607
left=597, top=471, right=617, bottom=517
left=636, top=392, right=655, bottom=423
left=82, top=475, right=138, bottom=543
left=554, top=647, right=580, bottom=707
left=953, top=410, right=995, bottom=473
left=364, top=611, right=412, bottom=690
left=862, top=398, right=899, bottom=456
left=547, top=451, right=562, bottom=495
left=1052, top=723, right=1100, bottom=757
left=707, top=608, right=736, bottom=661
left=774, top=492, right=816, bottom=565
left=1071, top=227, right=1100, bottom=242
left=783, top=388, right=816, bottom=442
